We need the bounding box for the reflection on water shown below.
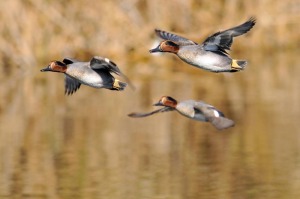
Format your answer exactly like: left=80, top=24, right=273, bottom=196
left=0, top=51, right=299, bottom=199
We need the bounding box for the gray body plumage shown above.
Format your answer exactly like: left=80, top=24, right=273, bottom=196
left=177, top=46, right=232, bottom=72
left=128, top=97, right=235, bottom=130
left=151, top=18, right=256, bottom=72
left=41, top=56, right=127, bottom=95
left=65, top=61, right=114, bottom=89
left=176, top=100, right=235, bottom=130
left=62, top=56, right=127, bottom=94
left=175, top=100, right=217, bottom=121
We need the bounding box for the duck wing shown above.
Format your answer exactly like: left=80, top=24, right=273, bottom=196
left=64, top=75, right=81, bottom=95
left=193, top=101, right=235, bottom=130
left=90, top=56, right=122, bottom=75
left=208, top=116, right=235, bottom=130
left=128, top=107, right=174, bottom=118
left=201, top=17, right=256, bottom=54
left=155, top=29, right=197, bottom=46
left=90, top=56, right=134, bottom=89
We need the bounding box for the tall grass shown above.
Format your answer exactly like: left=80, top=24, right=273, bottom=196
left=0, top=0, right=298, bottom=70
left=0, top=0, right=298, bottom=111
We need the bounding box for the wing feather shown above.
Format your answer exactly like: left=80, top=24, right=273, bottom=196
left=64, top=75, right=81, bottom=95
left=193, top=101, right=234, bottom=130
left=128, top=107, right=174, bottom=118
left=202, top=17, right=256, bottom=53
left=155, top=29, right=197, bottom=46
left=90, top=56, right=135, bottom=89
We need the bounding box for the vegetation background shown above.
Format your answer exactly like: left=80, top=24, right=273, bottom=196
left=0, top=0, right=299, bottom=199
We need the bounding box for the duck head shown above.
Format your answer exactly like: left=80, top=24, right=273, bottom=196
left=149, top=40, right=179, bottom=54
left=41, top=61, right=67, bottom=73
left=154, top=96, right=177, bottom=108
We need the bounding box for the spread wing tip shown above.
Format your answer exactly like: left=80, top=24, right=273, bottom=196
left=248, top=17, right=256, bottom=24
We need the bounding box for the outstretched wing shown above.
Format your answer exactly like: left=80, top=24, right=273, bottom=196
left=193, top=101, right=234, bottom=130
left=90, top=56, right=122, bottom=75
left=90, top=56, right=135, bottom=89
left=155, top=29, right=197, bottom=46
left=208, top=117, right=235, bottom=130
left=202, top=17, right=256, bottom=54
left=128, top=107, right=174, bottom=118
left=64, top=75, right=81, bottom=95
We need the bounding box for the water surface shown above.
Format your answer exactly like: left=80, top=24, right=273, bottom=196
left=0, top=50, right=299, bottom=199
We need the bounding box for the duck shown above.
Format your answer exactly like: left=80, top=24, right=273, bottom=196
left=41, top=56, right=129, bottom=95
left=128, top=96, right=235, bottom=130
left=149, top=17, right=256, bottom=73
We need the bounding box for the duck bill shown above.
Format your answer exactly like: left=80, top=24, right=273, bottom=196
left=40, top=65, right=51, bottom=72
left=153, top=102, right=163, bottom=106
left=149, top=46, right=161, bottom=53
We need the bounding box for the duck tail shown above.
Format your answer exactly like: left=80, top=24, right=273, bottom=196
left=112, top=79, right=127, bottom=91
left=231, top=59, right=247, bottom=72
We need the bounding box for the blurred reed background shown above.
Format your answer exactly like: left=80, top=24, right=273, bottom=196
left=0, top=0, right=299, bottom=199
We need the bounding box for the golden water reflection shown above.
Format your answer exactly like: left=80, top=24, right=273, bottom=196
left=0, top=51, right=299, bottom=199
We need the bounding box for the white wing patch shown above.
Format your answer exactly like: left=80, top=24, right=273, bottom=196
left=104, top=58, right=110, bottom=63
left=213, top=110, right=220, bottom=117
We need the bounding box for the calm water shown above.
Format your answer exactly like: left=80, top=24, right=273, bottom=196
left=0, top=51, right=299, bottom=199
